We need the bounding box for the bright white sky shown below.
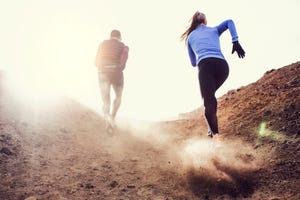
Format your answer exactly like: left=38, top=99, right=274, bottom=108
left=0, top=0, right=299, bottom=120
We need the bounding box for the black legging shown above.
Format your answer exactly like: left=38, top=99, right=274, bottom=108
left=198, top=58, right=229, bottom=134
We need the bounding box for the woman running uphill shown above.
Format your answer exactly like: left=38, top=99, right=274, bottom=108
left=181, top=11, right=245, bottom=144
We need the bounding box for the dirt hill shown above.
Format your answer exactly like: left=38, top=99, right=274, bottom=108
left=162, top=61, right=300, bottom=199
left=0, top=61, right=299, bottom=200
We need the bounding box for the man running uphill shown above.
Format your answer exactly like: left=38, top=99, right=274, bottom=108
left=95, top=30, right=129, bottom=133
left=181, top=12, right=245, bottom=145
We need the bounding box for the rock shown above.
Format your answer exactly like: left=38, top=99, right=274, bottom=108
left=127, top=185, right=135, bottom=189
left=0, top=147, right=13, bottom=155
left=109, top=181, right=118, bottom=188
left=265, top=69, right=276, bottom=75
left=85, top=183, right=94, bottom=189
left=264, top=110, right=272, bottom=116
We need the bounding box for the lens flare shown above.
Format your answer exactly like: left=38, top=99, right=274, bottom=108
left=259, top=122, right=267, bottom=135
left=258, top=122, right=284, bottom=140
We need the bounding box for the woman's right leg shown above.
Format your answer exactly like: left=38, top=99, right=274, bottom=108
left=198, top=67, right=218, bottom=134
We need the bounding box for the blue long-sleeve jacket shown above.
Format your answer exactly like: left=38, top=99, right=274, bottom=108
left=187, top=19, right=239, bottom=67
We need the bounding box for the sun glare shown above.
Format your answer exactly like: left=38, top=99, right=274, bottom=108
left=5, top=71, right=61, bottom=107
left=4, top=9, right=104, bottom=111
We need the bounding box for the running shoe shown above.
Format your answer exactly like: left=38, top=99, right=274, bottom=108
left=207, top=130, right=213, bottom=138
left=212, top=133, right=222, bottom=148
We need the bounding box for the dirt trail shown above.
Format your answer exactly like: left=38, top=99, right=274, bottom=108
left=1, top=93, right=262, bottom=200
left=0, top=93, right=179, bottom=199
left=1, top=62, right=299, bottom=200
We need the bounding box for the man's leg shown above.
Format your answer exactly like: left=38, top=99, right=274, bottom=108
left=99, top=81, right=111, bottom=118
left=111, top=84, right=123, bottom=120
left=99, top=80, right=115, bottom=134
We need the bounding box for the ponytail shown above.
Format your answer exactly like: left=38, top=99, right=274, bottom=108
left=180, top=11, right=206, bottom=43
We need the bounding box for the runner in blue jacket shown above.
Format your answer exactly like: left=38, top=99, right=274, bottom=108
left=181, top=11, right=245, bottom=144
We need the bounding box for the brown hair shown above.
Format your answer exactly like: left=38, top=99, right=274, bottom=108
left=180, top=11, right=206, bottom=43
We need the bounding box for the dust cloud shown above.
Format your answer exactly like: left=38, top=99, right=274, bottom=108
left=114, top=119, right=262, bottom=184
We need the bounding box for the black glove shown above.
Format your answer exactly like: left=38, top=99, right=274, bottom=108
left=231, top=41, right=245, bottom=58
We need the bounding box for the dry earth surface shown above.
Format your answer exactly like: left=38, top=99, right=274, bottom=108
left=0, top=61, right=299, bottom=199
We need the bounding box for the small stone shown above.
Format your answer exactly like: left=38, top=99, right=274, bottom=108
left=85, top=183, right=94, bottom=189
left=109, top=181, right=118, bottom=188
left=127, top=185, right=135, bottom=189
left=264, top=110, right=272, bottom=116
left=0, top=147, right=13, bottom=155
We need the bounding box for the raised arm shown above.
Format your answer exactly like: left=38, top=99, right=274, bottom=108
left=217, top=19, right=245, bottom=58
left=216, top=19, right=239, bottom=42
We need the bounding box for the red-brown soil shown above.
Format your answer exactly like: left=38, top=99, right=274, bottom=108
left=0, top=61, right=299, bottom=199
